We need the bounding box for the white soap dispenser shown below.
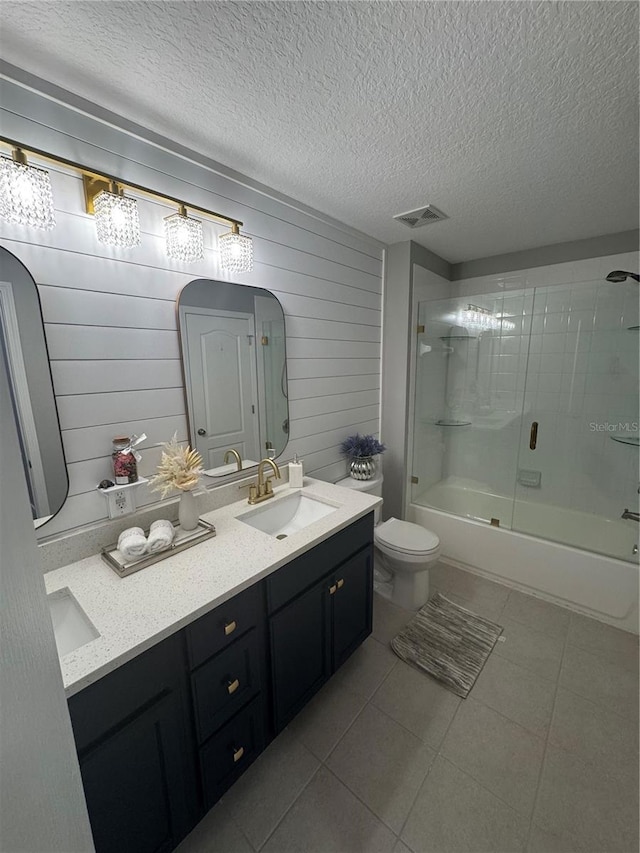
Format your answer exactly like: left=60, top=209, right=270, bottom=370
left=289, top=454, right=304, bottom=488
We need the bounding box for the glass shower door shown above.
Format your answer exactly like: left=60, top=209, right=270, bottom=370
left=511, top=280, right=639, bottom=562
left=410, top=290, right=534, bottom=530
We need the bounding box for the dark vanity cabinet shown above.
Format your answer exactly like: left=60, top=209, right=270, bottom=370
left=67, top=632, right=197, bottom=853
left=267, top=512, right=374, bottom=731
left=68, top=512, right=374, bottom=853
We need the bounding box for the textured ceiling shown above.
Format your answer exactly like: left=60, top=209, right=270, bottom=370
left=1, top=1, right=638, bottom=261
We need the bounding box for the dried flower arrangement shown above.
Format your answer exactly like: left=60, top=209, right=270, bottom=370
left=339, top=433, right=386, bottom=459
left=149, top=432, right=203, bottom=498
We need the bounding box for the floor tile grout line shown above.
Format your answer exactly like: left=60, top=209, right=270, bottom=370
left=500, top=588, right=572, bottom=640
left=314, top=654, right=436, bottom=842
left=227, top=803, right=260, bottom=853
left=321, top=680, right=379, bottom=766
left=363, top=622, right=463, bottom=753
left=394, top=683, right=465, bottom=844
left=368, top=689, right=460, bottom=752
left=440, top=752, right=537, bottom=834
left=564, top=637, right=640, bottom=671
left=362, top=691, right=446, bottom=757
left=522, top=609, right=572, bottom=848
left=557, top=682, right=640, bottom=726
left=319, top=687, right=406, bottom=838
left=554, top=647, right=639, bottom=722
left=253, top=762, right=322, bottom=852
left=320, top=762, right=404, bottom=842
left=491, top=647, right=562, bottom=685
left=437, top=588, right=510, bottom=623
left=462, top=691, right=550, bottom=744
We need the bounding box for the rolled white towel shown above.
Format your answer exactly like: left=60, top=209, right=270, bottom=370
left=147, top=519, right=175, bottom=554
left=117, top=526, right=147, bottom=561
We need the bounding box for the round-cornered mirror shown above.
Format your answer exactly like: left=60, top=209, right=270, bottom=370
left=0, top=246, right=68, bottom=526
left=177, top=279, right=289, bottom=478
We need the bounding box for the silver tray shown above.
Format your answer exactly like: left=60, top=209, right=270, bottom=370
left=101, top=518, right=216, bottom=578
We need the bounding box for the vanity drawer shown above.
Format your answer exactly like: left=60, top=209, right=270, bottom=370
left=186, top=583, right=263, bottom=670
left=199, top=695, right=265, bottom=808
left=266, top=512, right=374, bottom=613
left=191, top=629, right=262, bottom=744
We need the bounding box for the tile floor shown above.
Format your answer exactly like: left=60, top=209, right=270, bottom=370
left=177, top=563, right=639, bottom=853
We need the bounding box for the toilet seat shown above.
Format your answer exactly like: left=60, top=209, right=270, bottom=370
left=374, top=517, right=440, bottom=556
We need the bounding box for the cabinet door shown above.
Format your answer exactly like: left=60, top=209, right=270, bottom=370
left=269, top=577, right=332, bottom=731
left=332, top=545, right=373, bottom=671
left=77, top=690, right=192, bottom=853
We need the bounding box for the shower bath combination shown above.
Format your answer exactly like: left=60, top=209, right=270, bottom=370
left=409, top=270, right=639, bottom=632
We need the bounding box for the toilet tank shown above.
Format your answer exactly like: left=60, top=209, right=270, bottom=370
left=334, top=474, right=383, bottom=524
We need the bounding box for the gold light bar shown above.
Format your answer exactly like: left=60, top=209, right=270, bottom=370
left=0, top=136, right=244, bottom=231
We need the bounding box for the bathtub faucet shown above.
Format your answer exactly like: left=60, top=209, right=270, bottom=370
left=621, top=508, right=640, bottom=522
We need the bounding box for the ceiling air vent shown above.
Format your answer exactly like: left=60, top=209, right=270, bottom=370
left=393, top=204, right=448, bottom=229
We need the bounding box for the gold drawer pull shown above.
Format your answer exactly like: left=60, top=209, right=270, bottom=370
left=233, top=746, right=244, bottom=763
left=336, top=578, right=345, bottom=589
left=224, top=620, right=237, bottom=636
left=227, top=678, right=240, bottom=695
left=329, top=584, right=337, bottom=595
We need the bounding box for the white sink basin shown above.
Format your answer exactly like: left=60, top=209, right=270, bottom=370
left=238, top=492, right=338, bottom=538
left=48, top=588, right=99, bottom=657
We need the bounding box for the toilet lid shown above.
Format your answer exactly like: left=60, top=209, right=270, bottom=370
left=375, top=518, right=439, bottom=554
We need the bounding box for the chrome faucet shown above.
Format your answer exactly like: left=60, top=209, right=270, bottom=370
left=621, top=508, right=640, bottom=522
left=248, top=458, right=281, bottom=505
left=224, top=448, right=243, bottom=471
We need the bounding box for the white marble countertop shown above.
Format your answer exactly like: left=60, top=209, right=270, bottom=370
left=45, top=478, right=381, bottom=697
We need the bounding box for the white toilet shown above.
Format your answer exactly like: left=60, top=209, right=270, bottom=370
left=335, top=474, right=441, bottom=610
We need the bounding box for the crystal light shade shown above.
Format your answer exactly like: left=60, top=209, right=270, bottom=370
left=457, top=305, right=516, bottom=332
left=0, top=153, right=55, bottom=230
left=93, top=186, right=141, bottom=248
left=164, top=207, right=204, bottom=262
left=219, top=227, right=253, bottom=273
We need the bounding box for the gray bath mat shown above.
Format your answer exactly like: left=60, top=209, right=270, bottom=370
left=390, top=592, right=503, bottom=698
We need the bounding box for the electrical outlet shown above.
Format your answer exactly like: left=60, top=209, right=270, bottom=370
left=107, top=488, right=135, bottom=518
left=97, top=476, right=147, bottom=518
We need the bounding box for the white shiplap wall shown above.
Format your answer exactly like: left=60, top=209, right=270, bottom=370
left=0, top=79, right=384, bottom=540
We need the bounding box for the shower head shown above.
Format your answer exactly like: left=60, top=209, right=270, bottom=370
left=606, top=270, right=640, bottom=283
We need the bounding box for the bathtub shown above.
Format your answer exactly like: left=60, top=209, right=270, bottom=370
left=409, top=481, right=639, bottom=633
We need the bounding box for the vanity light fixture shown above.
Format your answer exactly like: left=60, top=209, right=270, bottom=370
left=164, top=204, right=204, bottom=262
left=0, top=147, right=55, bottom=230
left=0, top=136, right=254, bottom=272
left=218, top=222, right=254, bottom=273
left=84, top=176, right=141, bottom=248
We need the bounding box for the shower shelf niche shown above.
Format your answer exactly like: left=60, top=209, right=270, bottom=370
left=435, top=419, right=473, bottom=427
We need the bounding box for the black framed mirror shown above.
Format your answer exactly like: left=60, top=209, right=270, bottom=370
left=177, top=279, right=289, bottom=477
left=0, top=246, right=68, bottom=526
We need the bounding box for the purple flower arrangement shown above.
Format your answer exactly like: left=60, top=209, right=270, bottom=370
left=340, top=433, right=386, bottom=459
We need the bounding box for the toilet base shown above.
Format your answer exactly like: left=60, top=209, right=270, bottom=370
left=375, top=549, right=434, bottom=611
left=373, top=578, right=393, bottom=601
left=392, top=566, right=430, bottom=611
